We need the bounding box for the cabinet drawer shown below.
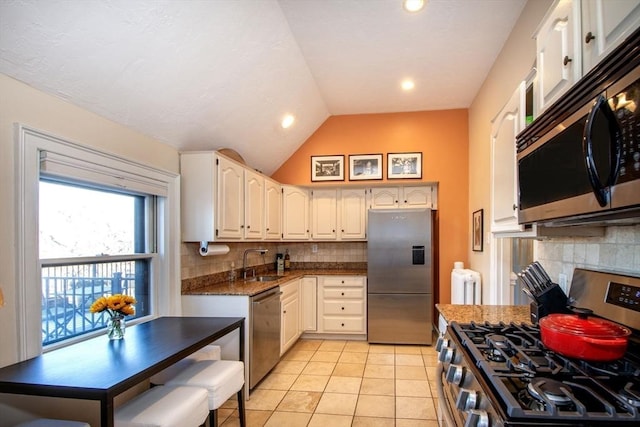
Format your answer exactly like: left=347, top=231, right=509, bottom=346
left=323, top=300, right=363, bottom=315
left=280, top=281, right=299, bottom=300
left=322, top=316, right=365, bottom=333
left=322, top=276, right=364, bottom=287
left=324, top=287, right=364, bottom=299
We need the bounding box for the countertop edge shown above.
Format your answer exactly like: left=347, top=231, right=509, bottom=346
left=183, top=269, right=367, bottom=297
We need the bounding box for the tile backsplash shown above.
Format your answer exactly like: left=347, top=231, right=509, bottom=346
left=181, top=241, right=367, bottom=280
left=534, top=225, right=640, bottom=285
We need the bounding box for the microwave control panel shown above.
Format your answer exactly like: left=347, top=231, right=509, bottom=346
left=610, top=78, right=640, bottom=183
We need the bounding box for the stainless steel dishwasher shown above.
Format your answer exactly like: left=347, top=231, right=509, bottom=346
left=249, top=287, right=281, bottom=389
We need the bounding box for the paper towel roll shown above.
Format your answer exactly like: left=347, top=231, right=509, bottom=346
left=199, top=242, right=230, bottom=256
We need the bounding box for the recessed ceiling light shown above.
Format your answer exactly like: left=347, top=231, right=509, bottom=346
left=401, top=80, right=415, bottom=91
left=403, top=0, right=425, bottom=13
left=281, top=114, right=295, bottom=129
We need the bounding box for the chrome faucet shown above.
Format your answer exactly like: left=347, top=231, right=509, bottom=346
left=242, top=248, right=268, bottom=279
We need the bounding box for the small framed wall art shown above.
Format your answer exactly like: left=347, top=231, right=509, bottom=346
left=387, top=152, right=422, bottom=179
left=472, top=209, right=484, bottom=252
left=311, top=155, right=345, bottom=182
left=348, top=154, right=383, bottom=181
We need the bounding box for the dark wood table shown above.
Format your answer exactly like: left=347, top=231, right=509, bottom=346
left=0, top=316, right=245, bottom=427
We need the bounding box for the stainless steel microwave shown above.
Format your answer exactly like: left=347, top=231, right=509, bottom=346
left=516, top=36, right=640, bottom=226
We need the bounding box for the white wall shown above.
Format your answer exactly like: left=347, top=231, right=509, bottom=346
left=0, top=74, right=180, bottom=367
left=467, top=0, right=553, bottom=299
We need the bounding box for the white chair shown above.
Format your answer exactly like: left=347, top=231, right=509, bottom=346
left=165, top=360, right=246, bottom=427
left=150, top=344, right=221, bottom=385
left=114, top=385, right=208, bottom=427
left=15, top=420, right=90, bottom=427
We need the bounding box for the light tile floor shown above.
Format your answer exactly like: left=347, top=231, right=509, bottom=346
left=217, top=339, right=442, bottom=427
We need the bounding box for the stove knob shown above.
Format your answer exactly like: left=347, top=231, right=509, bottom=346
left=438, top=347, right=455, bottom=363
left=446, top=364, right=465, bottom=385
left=435, top=336, right=449, bottom=352
left=464, top=409, right=490, bottom=427
left=456, top=388, right=478, bottom=411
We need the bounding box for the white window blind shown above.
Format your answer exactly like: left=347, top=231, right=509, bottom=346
left=40, top=151, right=169, bottom=197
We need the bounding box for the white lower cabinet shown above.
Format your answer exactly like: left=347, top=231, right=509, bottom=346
left=317, top=276, right=366, bottom=335
left=301, top=277, right=317, bottom=332
left=280, top=278, right=301, bottom=355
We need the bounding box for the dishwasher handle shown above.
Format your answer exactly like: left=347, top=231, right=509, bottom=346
left=252, top=289, right=282, bottom=304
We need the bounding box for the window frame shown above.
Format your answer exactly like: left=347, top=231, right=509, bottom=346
left=16, top=124, right=180, bottom=358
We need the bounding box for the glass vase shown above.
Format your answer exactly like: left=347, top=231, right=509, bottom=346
left=107, top=313, right=126, bottom=340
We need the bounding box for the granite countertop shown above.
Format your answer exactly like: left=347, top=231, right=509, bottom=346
left=183, top=269, right=367, bottom=297
left=436, top=303, right=532, bottom=325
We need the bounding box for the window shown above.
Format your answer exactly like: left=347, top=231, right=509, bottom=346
left=39, top=181, right=154, bottom=345
left=16, top=125, right=180, bottom=359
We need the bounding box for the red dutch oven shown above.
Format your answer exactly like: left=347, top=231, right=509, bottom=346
left=539, top=309, right=631, bottom=361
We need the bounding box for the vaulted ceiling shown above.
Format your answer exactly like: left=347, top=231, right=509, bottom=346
left=0, top=0, right=526, bottom=174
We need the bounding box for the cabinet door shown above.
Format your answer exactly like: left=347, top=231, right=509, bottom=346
left=282, top=186, right=310, bottom=240
left=180, top=152, right=216, bottom=242
left=401, top=186, right=433, bottom=208
left=301, top=277, right=317, bottom=332
left=536, top=0, right=580, bottom=112
left=216, top=156, right=244, bottom=239
left=281, top=295, right=300, bottom=355
left=244, top=169, right=264, bottom=240
left=339, top=188, right=367, bottom=240
left=582, top=0, right=640, bottom=73
left=311, top=189, right=338, bottom=240
left=369, top=187, right=399, bottom=209
left=491, top=82, right=526, bottom=233
left=265, top=178, right=282, bottom=240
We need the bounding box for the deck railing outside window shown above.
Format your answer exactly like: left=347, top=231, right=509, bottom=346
left=41, top=259, right=150, bottom=345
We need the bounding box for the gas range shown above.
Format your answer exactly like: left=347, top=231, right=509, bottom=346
left=437, top=269, right=640, bottom=426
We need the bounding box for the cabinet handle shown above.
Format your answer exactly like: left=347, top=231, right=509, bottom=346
left=283, top=310, right=287, bottom=314
left=513, top=204, right=517, bottom=211
left=332, top=229, right=335, bottom=232
left=247, top=225, right=250, bottom=229
left=404, top=200, right=408, bottom=203
left=341, top=229, right=345, bottom=232
left=341, top=280, right=345, bottom=284
left=241, top=225, right=245, bottom=229
left=585, top=32, right=595, bottom=44
left=266, top=228, right=270, bottom=231
left=563, top=56, right=572, bottom=66
left=341, top=292, right=345, bottom=296
left=341, top=323, right=345, bottom=327
left=341, top=307, right=345, bottom=310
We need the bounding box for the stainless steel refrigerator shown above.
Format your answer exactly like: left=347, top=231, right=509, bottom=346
left=367, top=208, right=434, bottom=345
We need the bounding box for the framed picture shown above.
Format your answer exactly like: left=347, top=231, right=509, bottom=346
left=348, top=154, right=383, bottom=181
left=472, top=209, right=484, bottom=252
left=387, top=152, right=422, bottom=179
left=311, top=155, right=345, bottom=182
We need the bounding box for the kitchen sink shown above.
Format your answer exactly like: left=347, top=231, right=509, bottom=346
left=247, top=275, right=280, bottom=282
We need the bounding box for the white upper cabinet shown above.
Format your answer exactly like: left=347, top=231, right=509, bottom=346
left=264, top=178, right=282, bottom=240
left=581, top=0, right=640, bottom=73
left=180, top=152, right=216, bottom=242
left=491, top=81, right=526, bottom=234
left=282, top=185, right=310, bottom=240
left=369, top=185, right=436, bottom=210
left=244, top=168, right=264, bottom=240
left=216, top=155, right=245, bottom=240
left=311, top=189, right=338, bottom=240
left=535, top=0, right=581, bottom=113
left=339, top=188, right=367, bottom=240
left=536, top=0, right=640, bottom=113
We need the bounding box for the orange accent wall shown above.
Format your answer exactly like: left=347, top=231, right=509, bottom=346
left=272, top=110, right=469, bottom=304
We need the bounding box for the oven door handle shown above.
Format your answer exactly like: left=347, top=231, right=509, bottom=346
left=436, top=362, right=457, bottom=427
left=582, top=94, right=622, bottom=207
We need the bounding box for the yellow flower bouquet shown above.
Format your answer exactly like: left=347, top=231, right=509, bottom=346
left=90, top=294, right=136, bottom=339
